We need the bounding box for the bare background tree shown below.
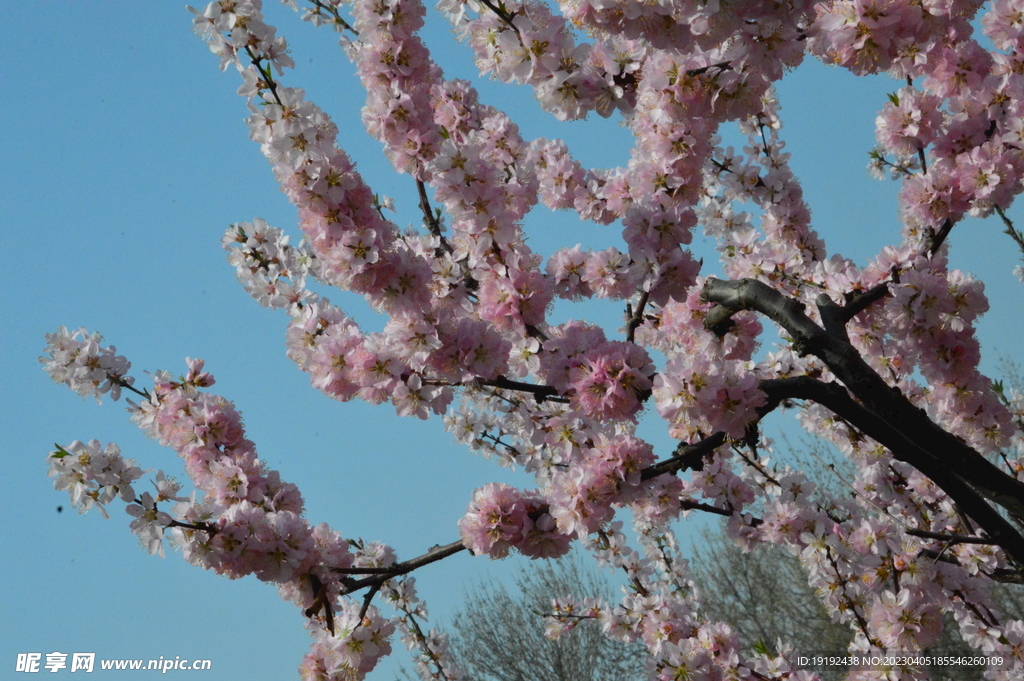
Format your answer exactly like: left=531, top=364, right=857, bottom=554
left=439, top=555, right=647, bottom=681
left=690, top=420, right=1024, bottom=681
left=692, top=524, right=1024, bottom=680
left=429, top=516, right=1024, bottom=681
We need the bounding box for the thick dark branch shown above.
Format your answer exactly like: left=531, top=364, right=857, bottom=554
left=473, top=376, right=565, bottom=403
left=702, top=279, right=1024, bottom=514
left=640, top=375, right=843, bottom=481
left=641, top=432, right=728, bottom=480
left=840, top=279, right=893, bottom=323
left=167, top=518, right=218, bottom=536
left=703, top=279, right=823, bottom=352
left=703, top=303, right=737, bottom=336
left=679, top=500, right=736, bottom=518
left=906, top=529, right=997, bottom=545
left=815, top=293, right=850, bottom=342
left=926, top=217, right=955, bottom=256
left=685, top=61, right=733, bottom=77
left=987, top=568, right=1024, bottom=584
left=702, top=278, right=1024, bottom=563
left=336, top=540, right=465, bottom=596
left=759, top=378, right=1024, bottom=565
left=478, top=0, right=521, bottom=39
left=625, top=290, right=650, bottom=343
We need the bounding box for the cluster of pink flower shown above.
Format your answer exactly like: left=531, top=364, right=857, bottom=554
left=650, top=285, right=765, bottom=440
left=351, top=0, right=441, bottom=177
left=45, top=439, right=143, bottom=520
left=458, top=481, right=571, bottom=558
left=443, top=0, right=647, bottom=120
left=41, top=326, right=134, bottom=402
left=46, top=0, right=1024, bottom=677
left=42, top=341, right=422, bottom=679
left=223, top=218, right=320, bottom=312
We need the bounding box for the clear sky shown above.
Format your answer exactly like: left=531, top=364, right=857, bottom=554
left=3, top=3, right=1022, bottom=680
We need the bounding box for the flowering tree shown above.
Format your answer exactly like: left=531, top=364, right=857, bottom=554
left=39, top=0, right=1024, bottom=679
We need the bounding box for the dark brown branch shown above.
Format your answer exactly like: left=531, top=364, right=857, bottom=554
left=333, top=566, right=409, bottom=575
left=763, top=379, right=1024, bottom=562
left=166, top=519, right=218, bottom=536
left=996, top=206, right=1024, bottom=262
left=243, top=46, right=284, bottom=107
left=357, top=582, right=382, bottom=622
left=812, top=215, right=953, bottom=331
left=336, top=540, right=466, bottom=596
left=987, top=568, right=1024, bottom=584
left=906, top=529, right=997, bottom=545
left=641, top=432, right=728, bottom=480
left=815, top=293, right=850, bottom=343
left=679, top=500, right=745, bottom=519
left=625, top=290, right=650, bottom=343
left=701, top=278, right=1024, bottom=565
left=639, top=374, right=841, bottom=481
left=840, top=279, right=894, bottom=323
left=703, top=303, right=738, bottom=337
left=478, top=0, right=521, bottom=39
left=304, top=574, right=335, bottom=635
left=473, top=376, right=565, bottom=403
left=926, top=217, right=955, bottom=256
left=685, top=61, right=733, bottom=77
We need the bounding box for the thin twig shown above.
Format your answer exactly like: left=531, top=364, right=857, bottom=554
left=417, top=180, right=453, bottom=255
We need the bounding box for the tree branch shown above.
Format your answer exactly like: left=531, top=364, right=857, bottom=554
left=839, top=278, right=894, bottom=323
left=335, top=540, right=466, bottom=596
left=906, top=529, right=997, bottom=545
left=625, top=290, right=650, bottom=343
left=926, top=217, right=955, bottom=256
left=641, top=432, right=729, bottom=480
left=473, top=376, right=566, bottom=403
left=701, top=278, right=1024, bottom=564
left=417, top=179, right=453, bottom=256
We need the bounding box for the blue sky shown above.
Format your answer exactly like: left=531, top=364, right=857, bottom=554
left=3, top=2, right=1023, bottom=680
